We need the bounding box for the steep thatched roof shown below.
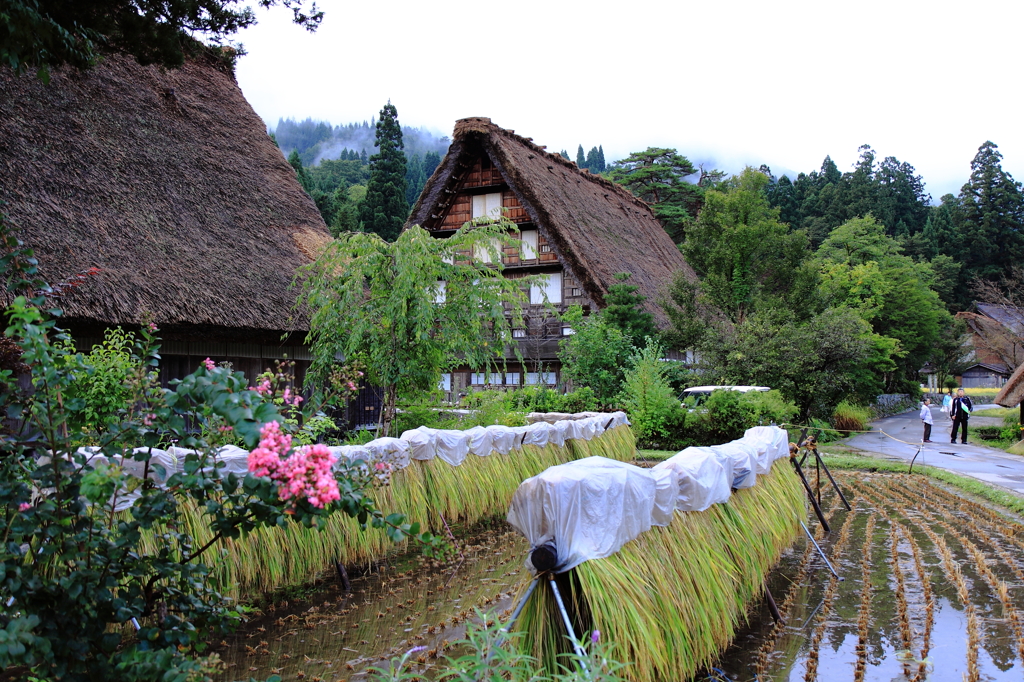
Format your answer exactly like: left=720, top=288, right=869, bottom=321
left=995, top=362, right=1024, bottom=407
left=0, top=52, right=330, bottom=342
left=408, top=117, right=696, bottom=325
left=957, top=310, right=1024, bottom=372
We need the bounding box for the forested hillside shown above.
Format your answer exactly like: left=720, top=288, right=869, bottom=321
left=273, top=115, right=446, bottom=235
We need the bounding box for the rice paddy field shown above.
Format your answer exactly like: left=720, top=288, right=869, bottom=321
left=718, top=470, right=1024, bottom=681
left=218, top=461, right=1024, bottom=682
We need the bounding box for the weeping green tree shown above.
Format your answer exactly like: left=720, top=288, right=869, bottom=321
left=299, top=219, right=540, bottom=435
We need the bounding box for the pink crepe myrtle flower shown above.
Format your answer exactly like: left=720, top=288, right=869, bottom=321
left=203, top=358, right=216, bottom=371
left=282, top=387, right=303, bottom=407
left=251, top=378, right=272, bottom=396
left=346, top=381, right=357, bottom=391
left=218, top=425, right=233, bottom=433
left=147, top=322, right=158, bottom=332
left=142, top=413, right=157, bottom=427
left=247, top=422, right=338, bottom=508
left=18, top=503, right=31, bottom=512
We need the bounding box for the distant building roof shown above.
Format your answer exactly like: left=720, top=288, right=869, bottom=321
left=975, top=303, right=1024, bottom=335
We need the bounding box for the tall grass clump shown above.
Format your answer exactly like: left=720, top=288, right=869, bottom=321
left=513, top=461, right=804, bottom=681
left=140, top=422, right=636, bottom=601
left=831, top=400, right=871, bottom=434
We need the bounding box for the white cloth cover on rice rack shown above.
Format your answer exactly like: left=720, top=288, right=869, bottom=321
left=736, top=426, right=790, bottom=475
left=710, top=442, right=758, bottom=489
left=743, top=426, right=791, bottom=464
left=577, top=418, right=597, bottom=441
left=652, top=446, right=732, bottom=512
left=547, top=420, right=568, bottom=448
left=485, top=425, right=516, bottom=455
left=464, top=426, right=494, bottom=456
left=400, top=427, right=437, bottom=461
left=522, top=421, right=552, bottom=448
left=365, top=437, right=411, bottom=468
left=506, top=456, right=676, bottom=575
left=433, top=429, right=470, bottom=466
left=327, top=445, right=372, bottom=468
left=608, top=411, right=630, bottom=428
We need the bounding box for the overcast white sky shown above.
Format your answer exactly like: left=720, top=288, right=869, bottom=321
left=234, top=0, right=1024, bottom=199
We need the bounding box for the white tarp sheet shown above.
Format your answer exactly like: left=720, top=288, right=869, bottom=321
left=743, top=426, right=791, bottom=464
left=364, top=437, right=411, bottom=468
left=464, top=426, right=494, bottom=456
left=507, top=456, right=665, bottom=574
left=652, top=446, right=732, bottom=512
left=522, top=421, right=552, bottom=448
left=485, top=425, right=517, bottom=455
left=710, top=442, right=758, bottom=489
left=401, top=427, right=437, bottom=461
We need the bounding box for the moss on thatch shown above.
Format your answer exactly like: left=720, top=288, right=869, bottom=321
left=408, top=118, right=697, bottom=327
left=0, top=53, right=330, bottom=343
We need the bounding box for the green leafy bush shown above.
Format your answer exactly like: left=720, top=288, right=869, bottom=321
left=617, top=340, right=680, bottom=446
left=668, top=389, right=799, bottom=449
left=55, top=327, right=139, bottom=436
left=831, top=400, right=871, bottom=434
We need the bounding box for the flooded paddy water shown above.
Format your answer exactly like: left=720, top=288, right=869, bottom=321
left=216, top=524, right=529, bottom=681
left=716, top=471, right=1024, bottom=682
left=220, top=471, right=1024, bottom=682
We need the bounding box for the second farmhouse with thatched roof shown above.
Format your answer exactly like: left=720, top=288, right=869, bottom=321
left=0, top=50, right=331, bottom=387
left=408, top=117, right=696, bottom=398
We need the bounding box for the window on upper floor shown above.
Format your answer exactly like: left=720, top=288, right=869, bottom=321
left=521, top=229, right=538, bottom=259
left=471, top=193, right=502, bottom=221
left=530, top=272, right=562, bottom=304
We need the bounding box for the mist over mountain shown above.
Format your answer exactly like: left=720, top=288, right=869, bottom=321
left=270, top=117, right=451, bottom=167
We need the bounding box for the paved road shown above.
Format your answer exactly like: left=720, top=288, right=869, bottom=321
left=843, top=404, right=1024, bottom=494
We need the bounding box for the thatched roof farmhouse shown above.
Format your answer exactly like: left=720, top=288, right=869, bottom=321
left=409, top=117, right=696, bottom=397
left=0, top=52, right=330, bottom=385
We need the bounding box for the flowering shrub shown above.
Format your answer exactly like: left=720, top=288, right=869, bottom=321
left=0, top=218, right=444, bottom=682
left=247, top=422, right=340, bottom=508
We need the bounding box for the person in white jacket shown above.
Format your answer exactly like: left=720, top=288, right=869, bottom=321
left=920, top=398, right=934, bottom=443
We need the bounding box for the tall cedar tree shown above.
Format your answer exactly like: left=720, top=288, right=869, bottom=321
left=576, top=145, right=586, bottom=168
left=360, top=102, right=409, bottom=241
left=955, top=141, right=1024, bottom=283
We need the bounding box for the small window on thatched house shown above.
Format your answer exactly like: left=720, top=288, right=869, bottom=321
left=526, top=372, right=557, bottom=385
left=472, top=193, right=502, bottom=221
left=434, top=281, right=447, bottom=304
left=439, top=373, right=452, bottom=391
left=530, top=272, right=562, bottom=304
left=521, top=229, right=538, bottom=259
left=504, top=372, right=520, bottom=386
left=512, top=328, right=527, bottom=338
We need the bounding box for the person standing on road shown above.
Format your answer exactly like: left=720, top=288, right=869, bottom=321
left=950, top=388, right=973, bottom=444
left=920, top=398, right=934, bottom=442
left=942, top=391, right=953, bottom=415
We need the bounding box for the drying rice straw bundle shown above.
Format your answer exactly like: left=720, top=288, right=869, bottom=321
left=139, top=419, right=634, bottom=600
left=514, top=461, right=804, bottom=681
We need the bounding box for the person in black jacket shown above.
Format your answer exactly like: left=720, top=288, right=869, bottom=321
left=950, top=388, right=973, bottom=444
